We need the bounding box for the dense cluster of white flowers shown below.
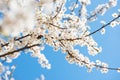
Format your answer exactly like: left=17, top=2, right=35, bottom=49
left=0, top=0, right=120, bottom=79
left=0, top=26, right=51, bottom=69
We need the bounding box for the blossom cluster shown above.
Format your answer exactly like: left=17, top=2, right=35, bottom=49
left=0, top=0, right=120, bottom=79
left=0, top=26, right=51, bottom=69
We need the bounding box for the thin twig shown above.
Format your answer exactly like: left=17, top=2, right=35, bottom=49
left=49, top=23, right=67, bottom=29
left=52, top=3, right=64, bottom=20
left=70, top=0, right=78, bottom=15
left=86, top=14, right=120, bottom=36
left=87, top=5, right=108, bottom=21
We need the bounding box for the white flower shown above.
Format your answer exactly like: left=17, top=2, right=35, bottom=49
left=11, top=65, right=16, bottom=70
left=102, top=62, right=108, bottom=67
left=6, top=70, right=11, bottom=75
left=112, top=13, right=118, bottom=18
left=100, top=20, right=106, bottom=25
left=118, top=9, right=120, bottom=12
left=110, top=21, right=117, bottom=28
left=117, top=68, right=120, bottom=73
left=10, top=77, right=15, bottom=80
left=84, top=57, right=90, bottom=63
left=100, top=28, right=105, bottom=35
left=96, top=60, right=101, bottom=65
left=40, top=74, right=45, bottom=80
left=8, top=52, right=20, bottom=59
left=6, top=57, right=12, bottom=63
left=101, top=68, right=109, bottom=73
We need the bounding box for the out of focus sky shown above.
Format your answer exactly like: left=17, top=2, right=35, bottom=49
left=0, top=0, right=120, bottom=80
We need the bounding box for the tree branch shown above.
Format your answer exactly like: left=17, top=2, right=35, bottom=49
left=60, top=40, right=120, bottom=71
left=86, top=14, right=120, bottom=36
left=0, top=44, right=40, bottom=57
left=52, top=2, right=64, bottom=20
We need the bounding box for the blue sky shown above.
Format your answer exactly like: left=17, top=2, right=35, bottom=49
left=1, top=0, right=120, bottom=80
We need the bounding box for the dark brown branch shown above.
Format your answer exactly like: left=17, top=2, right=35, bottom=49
left=49, top=23, right=67, bottom=29
left=14, top=34, right=31, bottom=41
left=0, top=44, right=40, bottom=57
left=59, top=37, right=82, bottom=41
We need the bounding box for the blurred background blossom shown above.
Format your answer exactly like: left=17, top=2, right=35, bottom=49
left=0, top=0, right=35, bottom=36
